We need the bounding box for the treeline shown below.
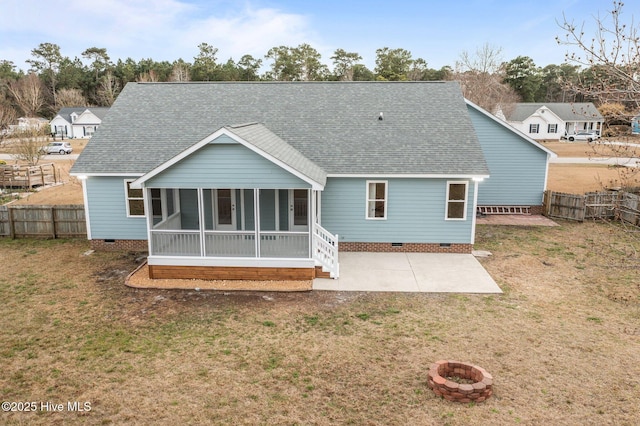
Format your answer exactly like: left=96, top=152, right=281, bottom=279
left=0, top=40, right=617, bottom=127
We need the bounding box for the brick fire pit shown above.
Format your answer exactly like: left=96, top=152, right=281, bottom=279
left=427, top=360, right=493, bottom=403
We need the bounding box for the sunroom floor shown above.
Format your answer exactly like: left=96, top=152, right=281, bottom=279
left=313, top=252, right=501, bottom=293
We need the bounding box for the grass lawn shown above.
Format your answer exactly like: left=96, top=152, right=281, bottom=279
left=1, top=221, right=639, bottom=424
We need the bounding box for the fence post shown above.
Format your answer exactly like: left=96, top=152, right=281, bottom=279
left=9, top=206, right=15, bottom=239
left=50, top=206, right=56, bottom=239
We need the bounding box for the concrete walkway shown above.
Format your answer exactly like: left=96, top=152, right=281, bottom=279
left=313, top=252, right=501, bottom=293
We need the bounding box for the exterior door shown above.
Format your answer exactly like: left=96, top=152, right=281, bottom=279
left=289, top=189, right=309, bottom=231
left=215, top=189, right=236, bottom=230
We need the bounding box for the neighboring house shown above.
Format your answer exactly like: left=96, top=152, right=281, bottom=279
left=505, top=103, right=603, bottom=140
left=632, top=114, right=640, bottom=135
left=8, top=117, right=49, bottom=134
left=50, top=107, right=110, bottom=139
left=70, top=81, right=553, bottom=283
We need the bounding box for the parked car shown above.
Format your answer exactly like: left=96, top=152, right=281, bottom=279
left=567, top=132, right=600, bottom=142
left=40, top=142, right=73, bottom=155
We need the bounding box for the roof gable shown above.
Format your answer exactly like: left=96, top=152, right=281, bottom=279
left=72, top=81, right=489, bottom=178
left=466, top=100, right=557, bottom=157
left=132, top=125, right=327, bottom=190
left=508, top=103, right=603, bottom=122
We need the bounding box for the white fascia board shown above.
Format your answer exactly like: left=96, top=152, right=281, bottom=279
left=465, top=99, right=558, bottom=158
left=131, top=127, right=325, bottom=191
left=327, top=173, right=490, bottom=179
left=70, top=172, right=144, bottom=177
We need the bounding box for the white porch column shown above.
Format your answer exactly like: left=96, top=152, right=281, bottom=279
left=254, top=189, right=260, bottom=257
left=198, top=188, right=205, bottom=257
left=144, top=186, right=154, bottom=254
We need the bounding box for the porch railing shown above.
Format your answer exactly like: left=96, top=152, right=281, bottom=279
left=150, top=229, right=311, bottom=259
left=313, top=223, right=339, bottom=278
left=150, top=230, right=200, bottom=256
left=260, top=232, right=309, bottom=258
left=205, top=231, right=255, bottom=257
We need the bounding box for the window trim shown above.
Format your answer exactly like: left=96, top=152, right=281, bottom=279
left=445, top=181, right=468, bottom=221
left=366, top=180, right=388, bottom=220
left=124, top=179, right=145, bottom=218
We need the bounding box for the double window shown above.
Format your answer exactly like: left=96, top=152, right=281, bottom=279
left=125, top=180, right=145, bottom=217
left=446, top=181, right=468, bottom=220
left=366, top=181, right=387, bottom=219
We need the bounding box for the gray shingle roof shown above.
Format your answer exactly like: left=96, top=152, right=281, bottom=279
left=226, top=123, right=327, bottom=186
left=54, top=107, right=110, bottom=123
left=71, top=81, right=489, bottom=176
left=507, top=103, right=603, bottom=122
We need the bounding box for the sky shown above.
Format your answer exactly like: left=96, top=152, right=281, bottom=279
left=1, top=0, right=638, bottom=73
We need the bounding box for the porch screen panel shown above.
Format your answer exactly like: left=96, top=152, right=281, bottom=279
left=203, top=189, right=213, bottom=230
left=243, top=190, right=255, bottom=231
left=278, top=189, right=289, bottom=231
left=259, top=189, right=276, bottom=231
left=179, top=189, right=200, bottom=229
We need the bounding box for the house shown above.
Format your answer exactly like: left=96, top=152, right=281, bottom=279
left=50, top=107, right=110, bottom=139
left=70, top=81, right=553, bottom=283
left=8, top=116, right=49, bottom=134
left=505, top=103, right=603, bottom=140
left=632, top=113, right=640, bottom=135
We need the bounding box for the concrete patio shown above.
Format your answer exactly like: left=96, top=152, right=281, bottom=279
left=313, top=252, right=502, bottom=293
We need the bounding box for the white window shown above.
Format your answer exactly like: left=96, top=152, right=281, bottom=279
left=548, top=124, right=558, bottom=133
left=446, top=181, right=468, bottom=220
left=366, top=181, right=387, bottom=220
left=125, top=180, right=145, bottom=217
left=529, top=124, right=539, bottom=134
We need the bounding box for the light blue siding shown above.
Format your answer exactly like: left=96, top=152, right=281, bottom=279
left=468, top=105, right=549, bottom=206
left=146, top=142, right=310, bottom=189
left=320, top=178, right=475, bottom=244
left=85, top=177, right=147, bottom=239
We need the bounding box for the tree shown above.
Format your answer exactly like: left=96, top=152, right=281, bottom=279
left=56, top=88, right=87, bottom=107
left=192, top=43, right=219, bottom=81
left=557, top=1, right=640, bottom=190
left=26, top=43, right=63, bottom=107
left=82, top=47, right=111, bottom=84
left=0, top=60, right=20, bottom=81
left=351, top=64, right=375, bottom=81
left=331, top=49, right=362, bottom=81
left=11, top=127, right=48, bottom=165
left=169, top=59, right=191, bottom=82
left=557, top=1, right=640, bottom=109
left=96, top=71, right=120, bottom=106
left=407, top=58, right=429, bottom=81
left=454, top=43, right=519, bottom=113
left=374, top=47, right=414, bottom=80
left=538, top=63, right=580, bottom=102
left=265, top=44, right=328, bottom=81
left=503, top=56, right=542, bottom=102
left=8, top=73, right=46, bottom=117
left=237, top=55, right=262, bottom=81
left=0, top=104, right=17, bottom=144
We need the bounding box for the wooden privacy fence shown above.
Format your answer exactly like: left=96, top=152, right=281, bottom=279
left=0, top=204, right=86, bottom=238
left=544, top=190, right=640, bottom=226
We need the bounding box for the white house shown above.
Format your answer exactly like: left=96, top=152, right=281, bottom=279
left=50, top=107, right=110, bottom=139
left=505, top=103, right=603, bottom=140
